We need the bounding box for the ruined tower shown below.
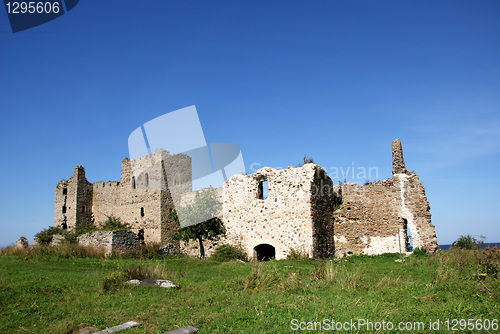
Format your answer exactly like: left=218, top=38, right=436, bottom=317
left=332, top=139, right=437, bottom=256
left=392, top=138, right=408, bottom=175
left=54, top=150, right=192, bottom=244
left=54, top=166, right=92, bottom=230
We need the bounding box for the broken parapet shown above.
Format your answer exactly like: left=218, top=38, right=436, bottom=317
left=76, top=230, right=139, bottom=255
left=392, top=139, right=408, bottom=175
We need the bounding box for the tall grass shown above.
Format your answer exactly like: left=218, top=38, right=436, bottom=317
left=0, top=242, right=177, bottom=260
left=314, top=260, right=365, bottom=291
left=242, top=263, right=281, bottom=290
left=0, top=244, right=107, bottom=259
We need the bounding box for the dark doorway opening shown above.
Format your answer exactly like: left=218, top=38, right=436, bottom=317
left=254, top=244, right=275, bottom=261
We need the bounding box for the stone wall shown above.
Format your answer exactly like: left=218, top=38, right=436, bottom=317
left=54, top=150, right=191, bottom=245
left=54, top=166, right=93, bottom=230
left=333, top=139, right=437, bottom=256
left=14, top=236, right=28, bottom=249
left=76, top=230, right=139, bottom=255
left=333, top=179, right=406, bottom=256
left=397, top=173, right=437, bottom=252
left=222, top=164, right=333, bottom=260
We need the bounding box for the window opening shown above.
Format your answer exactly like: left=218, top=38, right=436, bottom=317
left=258, top=179, right=268, bottom=200
left=404, top=219, right=413, bottom=251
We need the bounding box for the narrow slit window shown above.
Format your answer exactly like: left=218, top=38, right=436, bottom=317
left=145, top=173, right=149, bottom=187
left=404, top=219, right=413, bottom=251
left=140, top=207, right=145, bottom=217
left=258, top=179, right=268, bottom=200
left=62, top=205, right=66, bottom=214
left=132, top=176, right=136, bottom=189
left=62, top=188, right=67, bottom=195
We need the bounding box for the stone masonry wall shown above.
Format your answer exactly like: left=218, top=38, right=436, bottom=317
left=55, top=150, right=191, bottom=245
left=222, top=164, right=331, bottom=260
left=397, top=173, right=437, bottom=252
left=333, top=179, right=406, bottom=256
left=54, top=166, right=92, bottom=230
left=76, top=230, right=139, bottom=255
left=77, top=231, right=114, bottom=254
left=333, top=139, right=437, bottom=256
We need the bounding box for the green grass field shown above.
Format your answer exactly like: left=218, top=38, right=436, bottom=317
left=0, top=248, right=498, bottom=333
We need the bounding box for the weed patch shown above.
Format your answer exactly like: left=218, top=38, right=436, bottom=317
left=211, top=244, right=247, bottom=262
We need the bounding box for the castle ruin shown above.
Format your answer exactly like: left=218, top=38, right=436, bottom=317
left=54, top=151, right=191, bottom=244
left=54, top=139, right=437, bottom=259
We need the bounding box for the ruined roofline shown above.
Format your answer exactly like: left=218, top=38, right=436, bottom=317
left=124, top=149, right=192, bottom=160
left=224, top=163, right=329, bottom=184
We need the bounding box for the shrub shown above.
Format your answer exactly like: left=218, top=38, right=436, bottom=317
left=100, top=216, right=130, bottom=231
left=476, top=247, right=500, bottom=279
left=74, top=218, right=98, bottom=236
left=412, top=247, right=428, bottom=257
left=34, top=226, right=64, bottom=245
left=286, top=248, right=310, bottom=260
left=211, top=244, right=247, bottom=262
left=102, top=271, right=125, bottom=293
left=451, top=235, right=483, bottom=250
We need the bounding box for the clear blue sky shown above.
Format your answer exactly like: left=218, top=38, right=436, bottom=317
left=1, top=0, right=499, bottom=247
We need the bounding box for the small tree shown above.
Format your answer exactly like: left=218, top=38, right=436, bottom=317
left=451, top=234, right=484, bottom=250
left=170, top=187, right=225, bottom=260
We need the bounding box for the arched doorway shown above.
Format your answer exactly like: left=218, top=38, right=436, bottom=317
left=254, top=244, right=275, bottom=261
